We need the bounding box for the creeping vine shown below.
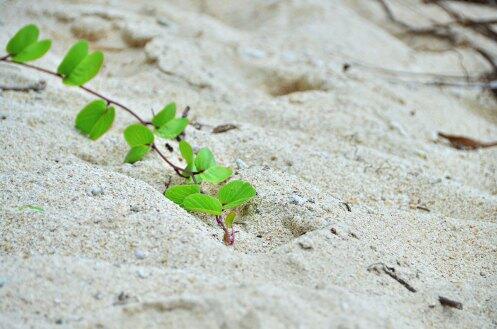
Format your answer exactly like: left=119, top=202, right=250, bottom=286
left=1, top=24, right=256, bottom=245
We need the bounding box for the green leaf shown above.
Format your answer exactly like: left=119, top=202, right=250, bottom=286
left=225, top=212, right=236, bottom=229
left=198, top=166, right=232, bottom=184
left=194, top=148, right=216, bottom=172
left=88, top=106, right=115, bottom=140
left=124, top=124, right=154, bottom=147
left=11, top=39, right=51, bottom=63
left=57, top=40, right=89, bottom=76
left=63, top=51, right=104, bottom=86
left=156, top=118, right=188, bottom=139
left=18, top=204, right=44, bottom=213
left=6, top=24, right=39, bottom=55
left=75, top=100, right=115, bottom=140
left=182, top=193, right=222, bottom=215
left=218, top=180, right=256, bottom=209
left=191, top=170, right=203, bottom=183
left=164, top=184, right=201, bottom=205
left=124, top=145, right=151, bottom=164
left=151, top=102, right=176, bottom=128
left=179, top=140, right=194, bottom=166
left=76, top=100, right=106, bottom=133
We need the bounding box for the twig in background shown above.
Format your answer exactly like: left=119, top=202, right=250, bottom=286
left=439, top=296, right=463, bottom=310
left=212, top=124, right=238, bottom=134
left=0, top=79, right=46, bottom=92
left=438, top=132, right=497, bottom=150
left=372, top=0, right=497, bottom=93
left=368, top=262, right=417, bottom=293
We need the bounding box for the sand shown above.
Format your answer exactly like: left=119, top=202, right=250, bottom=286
left=0, top=0, right=496, bottom=328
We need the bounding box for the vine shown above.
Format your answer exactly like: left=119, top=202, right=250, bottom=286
left=2, top=24, right=256, bottom=245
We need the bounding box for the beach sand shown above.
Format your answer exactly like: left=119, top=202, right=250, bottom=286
left=1, top=0, right=496, bottom=328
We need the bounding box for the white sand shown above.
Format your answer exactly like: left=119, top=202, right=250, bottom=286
left=1, top=0, right=496, bottom=328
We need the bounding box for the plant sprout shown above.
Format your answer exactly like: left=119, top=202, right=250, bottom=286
left=2, top=24, right=256, bottom=245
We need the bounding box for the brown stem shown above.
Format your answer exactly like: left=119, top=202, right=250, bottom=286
left=0, top=57, right=185, bottom=176
left=151, top=143, right=186, bottom=176
left=79, top=85, right=146, bottom=124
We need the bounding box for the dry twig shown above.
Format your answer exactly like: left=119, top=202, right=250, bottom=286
left=367, top=262, right=417, bottom=293
left=0, top=80, right=46, bottom=92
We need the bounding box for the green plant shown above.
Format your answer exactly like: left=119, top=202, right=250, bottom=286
left=2, top=24, right=256, bottom=245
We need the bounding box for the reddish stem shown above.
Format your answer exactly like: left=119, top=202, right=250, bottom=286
left=216, top=215, right=235, bottom=245
left=0, top=57, right=185, bottom=176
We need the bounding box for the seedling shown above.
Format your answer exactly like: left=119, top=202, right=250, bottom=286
left=18, top=205, right=45, bottom=213
left=2, top=24, right=256, bottom=245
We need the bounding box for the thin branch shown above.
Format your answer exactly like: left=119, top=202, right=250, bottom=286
left=375, top=0, right=411, bottom=29
left=78, top=85, right=146, bottom=124
left=444, top=0, right=497, bottom=5
left=373, top=0, right=497, bottom=89
left=385, top=76, right=497, bottom=89
left=346, top=60, right=480, bottom=81
left=151, top=143, right=185, bottom=176
left=0, top=80, right=46, bottom=92
left=438, top=296, right=463, bottom=310
left=0, top=57, right=185, bottom=176
left=4, top=59, right=61, bottom=78
left=433, top=1, right=497, bottom=43
left=367, top=263, right=417, bottom=293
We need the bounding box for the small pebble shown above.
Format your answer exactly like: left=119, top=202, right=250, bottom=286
left=134, top=249, right=146, bottom=260
left=130, top=205, right=140, bottom=213
left=290, top=194, right=307, bottom=206
left=430, top=178, right=442, bottom=184
left=236, top=159, right=248, bottom=169
left=89, top=187, right=104, bottom=196
left=298, top=240, right=313, bottom=250
left=156, top=18, right=170, bottom=27
left=136, top=269, right=148, bottom=279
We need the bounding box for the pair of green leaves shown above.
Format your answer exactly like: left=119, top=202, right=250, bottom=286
left=75, top=100, right=115, bottom=140
left=179, top=140, right=232, bottom=184
left=122, top=103, right=188, bottom=164
left=57, top=40, right=104, bottom=86
left=6, top=24, right=51, bottom=63
left=7, top=25, right=103, bottom=86
left=165, top=180, right=256, bottom=216
left=123, top=124, right=154, bottom=163
left=151, top=103, right=189, bottom=140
